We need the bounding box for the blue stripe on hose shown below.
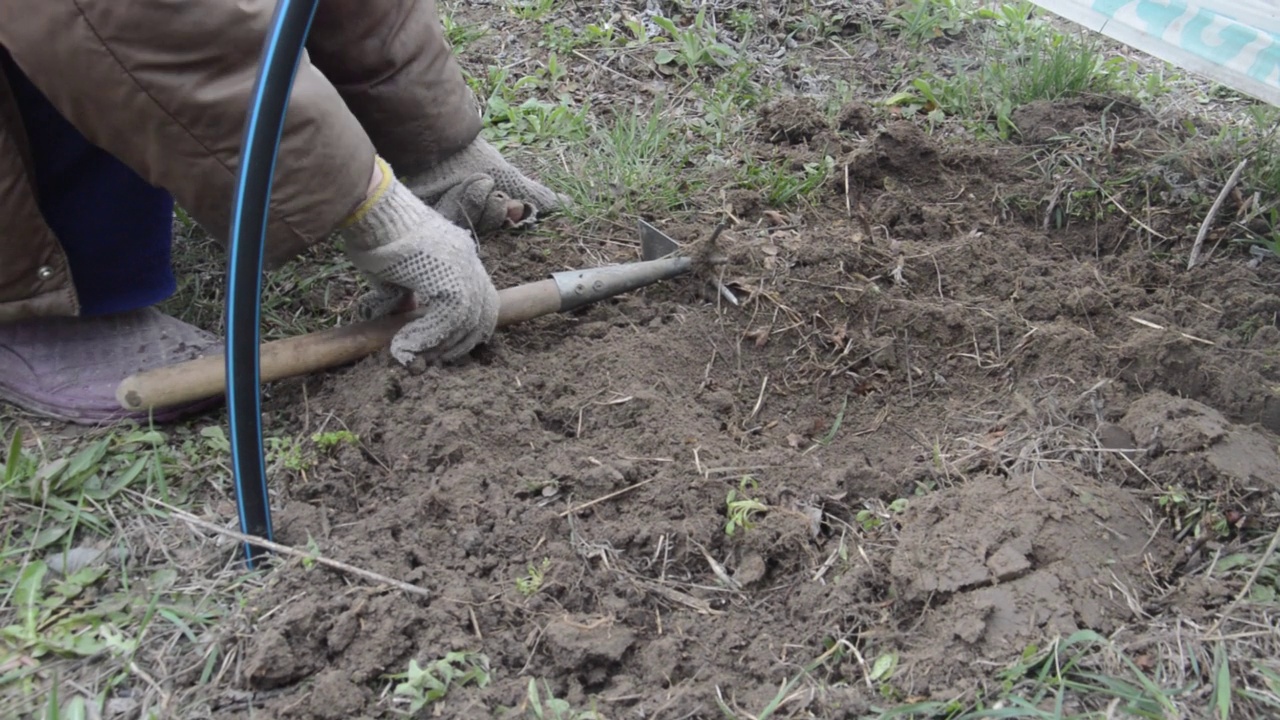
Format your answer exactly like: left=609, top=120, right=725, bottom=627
left=226, top=0, right=319, bottom=568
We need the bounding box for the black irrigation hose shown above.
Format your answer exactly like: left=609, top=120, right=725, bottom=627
left=225, top=0, right=320, bottom=568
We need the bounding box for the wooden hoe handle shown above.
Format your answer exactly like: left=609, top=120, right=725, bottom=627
left=116, top=279, right=560, bottom=412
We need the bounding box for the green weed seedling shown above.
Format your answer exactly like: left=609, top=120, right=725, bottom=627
left=886, top=0, right=1137, bottom=140
left=886, top=0, right=968, bottom=46
left=802, top=394, right=849, bottom=455
left=507, top=0, right=556, bottom=22
left=1, top=425, right=249, bottom=717
left=0, top=558, right=150, bottom=683
left=870, top=651, right=900, bottom=697
left=3, top=427, right=167, bottom=556
left=312, top=429, right=358, bottom=451
left=717, top=640, right=851, bottom=719
left=725, top=476, right=768, bottom=536
left=738, top=154, right=836, bottom=208
left=855, top=497, right=908, bottom=533
left=441, top=13, right=488, bottom=52
left=522, top=678, right=603, bottom=720
left=516, top=558, right=551, bottom=597
left=265, top=435, right=308, bottom=473
left=545, top=104, right=706, bottom=221
left=473, top=66, right=591, bottom=151
left=1156, top=485, right=1236, bottom=541
left=541, top=21, right=623, bottom=54
left=388, top=651, right=491, bottom=715
left=876, top=630, right=1190, bottom=718
left=1214, top=551, right=1279, bottom=604
left=651, top=9, right=737, bottom=76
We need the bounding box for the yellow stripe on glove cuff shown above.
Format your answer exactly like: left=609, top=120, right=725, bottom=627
left=339, top=156, right=395, bottom=231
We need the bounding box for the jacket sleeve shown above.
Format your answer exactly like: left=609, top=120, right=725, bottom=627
left=0, top=0, right=376, bottom=269
left=308, top=0, right=483, bottom=177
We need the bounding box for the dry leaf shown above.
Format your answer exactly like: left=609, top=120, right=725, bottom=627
left=826, top=323, right=848, bottom=347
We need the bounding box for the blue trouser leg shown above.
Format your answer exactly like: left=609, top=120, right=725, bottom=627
left=2, top=49, right=177, bottom=317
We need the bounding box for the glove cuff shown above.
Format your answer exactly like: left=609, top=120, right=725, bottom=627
left=337, top=157, right=436, bottom=253
left=339, top=156, right=394, bottom=228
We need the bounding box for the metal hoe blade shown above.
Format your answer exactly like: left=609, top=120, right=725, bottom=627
left=637, top=219, right=738, bottom=305
left=639, top=219, right=680, bottom=261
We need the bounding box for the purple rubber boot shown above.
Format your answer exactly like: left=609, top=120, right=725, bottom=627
left=0, top=308, right=223, bottom=425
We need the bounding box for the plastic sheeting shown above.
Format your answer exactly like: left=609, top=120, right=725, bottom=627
left=1025, top=0, right=1280, bottom=106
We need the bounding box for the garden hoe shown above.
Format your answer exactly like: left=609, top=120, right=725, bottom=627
left=116, top=221, right=714, bottom=413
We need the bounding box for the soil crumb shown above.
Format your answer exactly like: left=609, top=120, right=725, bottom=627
left=758, top=95, right=829, bottom=144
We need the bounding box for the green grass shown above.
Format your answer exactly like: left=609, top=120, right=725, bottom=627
left=441, top=11, right=489, bottom=53
left=875, top=0, right=1280, bottom=254
left=886, top=1, right=1140, bottom=139
left=517, top=677, right=605, bottom=719
left=649, top=8, right=739, bottom=78
left=737, top=153, right=836, bottom=209
left=0, top=421, right=270, bottom=719
left=724, top=476, right=768, bottom=536
left=543, top=104, right=707, bottom=221
left=886, top=0, right=970, bottom=46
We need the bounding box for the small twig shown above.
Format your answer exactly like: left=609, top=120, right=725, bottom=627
left=133, top=492, right=432, bottom=599
left=1128, top=316, right=1216, bottom=346
left=844, top=162, right=852, bottom=218
left=706, top=221, right=728, bottom=247
left=571, top=49, right=645, bottom=88
left=1188, top=158, right=1247, bottom=270
left=558, top=477, right=656, bottom=517
left=812, top=529, right=847, bottom=583
left=634, top=579, right=723, bottom=615
left=748, top=375, right=769, bottom=422
left=690, top=539, right=742, bottom=591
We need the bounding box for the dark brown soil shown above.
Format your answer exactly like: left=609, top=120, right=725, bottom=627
left=214, top=87, right=1280, bottom=718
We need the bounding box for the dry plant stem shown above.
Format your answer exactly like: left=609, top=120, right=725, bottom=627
left=1205, top=521, right=1280, bottom=636
left=706, top=222, right=727, bottom=247
left=1128, top=316, right=1215, bottom=345
left=1188, top=158, right=1247, bottom=270
left=1066, top=155, right=1168, bottom=240
left=558, top=477, right=656, bottom=517
left=132, top=491, right=432, bottom=599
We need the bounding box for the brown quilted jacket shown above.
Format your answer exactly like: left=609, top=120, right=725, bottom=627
left=0, top=0, right=480, bottom=323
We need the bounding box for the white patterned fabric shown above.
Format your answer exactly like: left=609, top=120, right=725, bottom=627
left=1030, top=0, right=1280, bottom=106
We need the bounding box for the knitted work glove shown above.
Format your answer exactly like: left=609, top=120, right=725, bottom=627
left=338, top=157, right=500, bottom=365
left=406, top=135, right=571, bottom=237
left=434, top=172, right=526, bottom=235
